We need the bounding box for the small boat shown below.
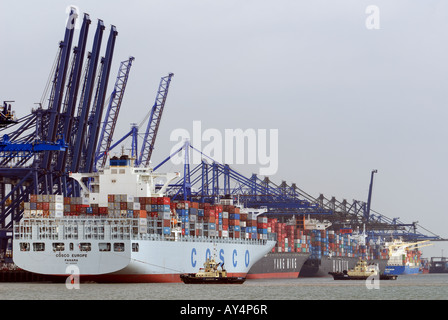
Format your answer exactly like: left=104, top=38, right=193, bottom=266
left=329, top=259, right=397, bottom=280
left=180, top=256, right=246, bottom=284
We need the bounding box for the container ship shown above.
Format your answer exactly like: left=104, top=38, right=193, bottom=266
left=383, top=239, right=430, bottom=275
left=299, top=224, right=389, bottom=277
left=248, top=218, right=389, bottom=278
left=429, top=257, right=448, bottom=273
left=12, top=156, right=275, bottom=283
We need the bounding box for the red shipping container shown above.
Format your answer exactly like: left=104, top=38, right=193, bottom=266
left=229, top=219, right=240, bottom=226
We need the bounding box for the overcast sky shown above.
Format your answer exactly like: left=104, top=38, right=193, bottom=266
left=1, top=0, right=448, bottom=257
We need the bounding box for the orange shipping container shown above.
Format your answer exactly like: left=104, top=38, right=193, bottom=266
left=138, top=210, right=147, bottom=218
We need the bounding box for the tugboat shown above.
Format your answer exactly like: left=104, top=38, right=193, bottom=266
left=329, top=259, right=397, bottom=280
left=180, top=256, right=246, bottom=284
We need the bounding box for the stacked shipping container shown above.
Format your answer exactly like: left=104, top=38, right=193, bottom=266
left=22, top=195, right=388, bottom=260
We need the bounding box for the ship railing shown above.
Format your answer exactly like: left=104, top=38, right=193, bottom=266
left=14, top=216, right=136, bottom=241
left=15, top=217, right=269, bottom=245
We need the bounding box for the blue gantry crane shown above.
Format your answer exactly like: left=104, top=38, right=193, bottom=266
left=96, top=72, right=174, bottom=168
left=136, top=73, right=174, bottom=167
left=0, top=9, right=121, bottom=254
left=95, top=56, right=135, bottom=169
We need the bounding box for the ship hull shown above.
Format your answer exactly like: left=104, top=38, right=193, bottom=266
left=180, top=274, right=245, bottom=284
left=299, top=256, right=388, bottom=277
left=329, top=272, right=397, bottom=280
left=246, top=252, right=310, bottom=279
left=384, top=265, right=420, bottom=275
left=13, top=237, right=275, bottom=283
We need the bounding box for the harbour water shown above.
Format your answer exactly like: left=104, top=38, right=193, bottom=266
left=1, top=273, right=447, bottom=300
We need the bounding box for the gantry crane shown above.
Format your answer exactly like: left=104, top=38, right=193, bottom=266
left=95, top=56, right=135, bottom=169
left=136, top=73, right=174, bottom=167
left=1, top=9, right=119, bottom=250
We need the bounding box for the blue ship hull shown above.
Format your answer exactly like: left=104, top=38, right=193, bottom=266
left=384, top=265, right=420, bottom=275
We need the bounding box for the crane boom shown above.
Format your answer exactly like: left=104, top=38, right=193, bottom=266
left=95, top=56, right=134, bottom=169
left=137, top=73, right=174, bottom=167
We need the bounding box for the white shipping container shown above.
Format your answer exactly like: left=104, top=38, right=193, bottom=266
left=139, top=218, right=147, bottom=226
left=159, top=212, right=170, bottom=220
left=133, top=202, right=141, bottom=210
left=55, top=210, right=64, bottom=218
left=258, top=217, right=268, bottom=223
left=50, top=202, right=64, bottom=210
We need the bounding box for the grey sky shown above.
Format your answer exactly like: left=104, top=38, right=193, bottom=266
left=1, top=0, right=448, bottom=258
